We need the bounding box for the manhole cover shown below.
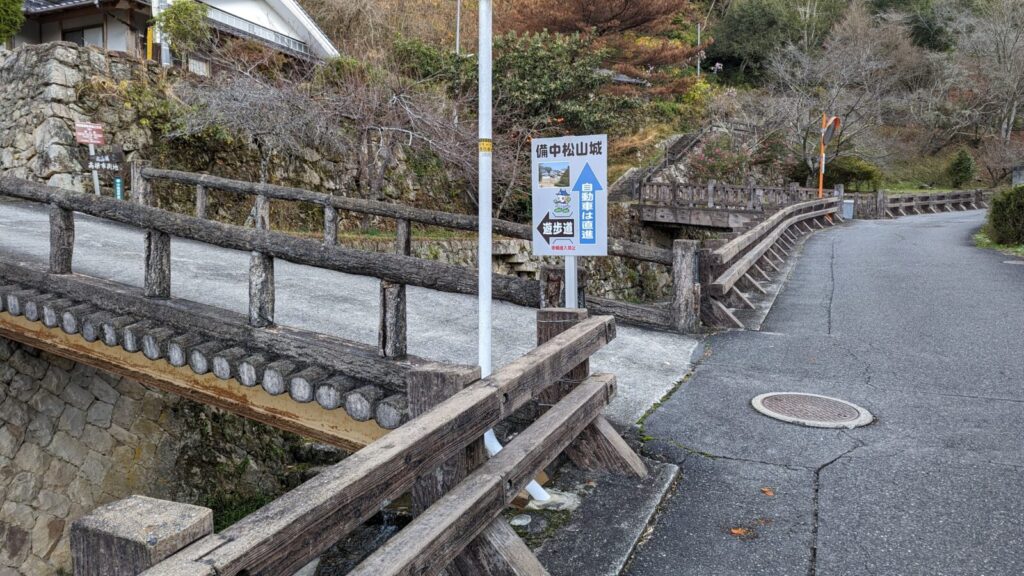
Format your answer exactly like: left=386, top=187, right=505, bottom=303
left=752, top=393, right=873, bottom=429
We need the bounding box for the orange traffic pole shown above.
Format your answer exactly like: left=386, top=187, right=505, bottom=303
left=818, top=113, right=826, bottom=199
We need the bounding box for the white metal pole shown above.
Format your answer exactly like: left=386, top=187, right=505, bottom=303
left=478, top=0, right=493, bottom=380
left=88, top=143, right=100, bottom=196
left=478, top=0, right=549, bottom=503
left=696, top=24, right=702, bottom=78
left=565, top=256, right=578, bottom=308
left=455, top=0, right=462, bottom=55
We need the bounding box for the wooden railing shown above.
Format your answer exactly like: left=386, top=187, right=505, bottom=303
left=68, top=309, right=646, bottom=576
left=699, top=197, right=842, bottom=328
left=884, top=190, right=991, bottom=218
left=137, top=166, right=702, bottom=333
left=639, top=180, right=824, bottom=212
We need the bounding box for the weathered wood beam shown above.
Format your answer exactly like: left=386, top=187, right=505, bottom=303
left=140, top=316, right=615, bottom=576
left=49, top=204, right=74, bottom=275
left=0, top=312, right=388, bottom=452
left=537, top=309, right=647, bottom=478
left=347, top=373, right=616, bottom=576
left=0, top=177, right=542, bottom=308
left=138, top=169, right=671, bottom=265
left=0, top=261, right=414, bottom=391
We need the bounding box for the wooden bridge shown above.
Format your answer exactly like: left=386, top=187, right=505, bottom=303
left=635, top=180, right=829, bottom=231
left=0, top=171, right=652, bottom=575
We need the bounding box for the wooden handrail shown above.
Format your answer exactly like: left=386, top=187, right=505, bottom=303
left=0, top=176, right=541, bottom=308
left=349, top=373, right=617, bottom=576
left=141, top=315, right=616, bottom=576
left=709, top=206, right=837, bottom=296
left=713, top=197, right=840, bottom=265
left=142, top=167, right=673, bottom=266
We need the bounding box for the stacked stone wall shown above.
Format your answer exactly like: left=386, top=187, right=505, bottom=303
left=0, top=337, right=312, bottom=576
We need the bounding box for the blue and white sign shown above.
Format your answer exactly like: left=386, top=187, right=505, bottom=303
left=531, top=135, right=608, bottom=256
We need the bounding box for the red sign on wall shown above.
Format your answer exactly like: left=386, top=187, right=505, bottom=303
left=74, top=122, right=106, bottom=146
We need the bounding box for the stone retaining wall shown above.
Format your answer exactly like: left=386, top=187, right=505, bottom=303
left=0, top=337, right=314, bottom=576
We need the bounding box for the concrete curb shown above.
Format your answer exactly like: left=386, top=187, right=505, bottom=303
left=536, top=459, right=679, bottom=576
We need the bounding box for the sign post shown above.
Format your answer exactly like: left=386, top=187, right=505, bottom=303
left=532, top=135, right=609, bottom=307
left=74, top=122, right=106, bottom=196
left=818, top=114, right=841, bottom=199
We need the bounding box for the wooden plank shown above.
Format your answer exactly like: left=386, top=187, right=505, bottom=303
left=0, top=260, right=414, bottom=391
left=587, top=297, right=672, bottom=330
left=708, top=208, right=836, bottom=296
left=248, top=252, right=274, bottom=328
left=536, top=309, right=646, bottom=478
left=407, top=363, right=480, bottom=515
left=142, top=316, right=616, bottom=576
left=49, top=204, right=75, bottom=275
left=728, top=287, right=755, bottom=310
left=323, top=205, right=338, bottom=246
left=670, top=240, right=699, bottom=333
left=136, top=169, right=672, bottom=265
left=0, top=311, right=388, bottom=452
left=704, top=298, right=744, bottom=329
left=741, top=273, right=767, bottom=296
left=195, top=185, right=207, bottom=219
left=0, top=178, right=543, bottom=308
left=144, top=230, right=171, bottom=299
left=347, top=373, right=615, bottom=576
left=713, top=198, right=839, bottom=264
left=752, top=263, right=771, bottom=283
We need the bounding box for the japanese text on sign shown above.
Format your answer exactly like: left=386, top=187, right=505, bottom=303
left=531, top=135, right=608, bottom=257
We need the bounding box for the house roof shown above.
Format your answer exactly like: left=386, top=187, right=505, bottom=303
left=23, top=0, right=145, bottom=14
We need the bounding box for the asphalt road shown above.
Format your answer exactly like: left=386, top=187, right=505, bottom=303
left=0, top=199, right=699, bottom=427
left=627, top=210, right=1024, bottom=576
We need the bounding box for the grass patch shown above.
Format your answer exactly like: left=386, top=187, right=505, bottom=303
left=204, top=492, right=280, bottom=531
left=974, top=231, right=1024, bottom=258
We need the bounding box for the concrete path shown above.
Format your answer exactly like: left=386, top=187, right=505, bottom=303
left=628, top=211, right=1024, bottom=576
left=0, top=199, right=700, bottom=426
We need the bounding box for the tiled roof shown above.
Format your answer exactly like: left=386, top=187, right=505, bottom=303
left=23, top=0, right=146, bottom=14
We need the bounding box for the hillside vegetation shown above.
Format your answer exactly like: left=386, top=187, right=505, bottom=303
left=153, top=0, right=1022, bottom=224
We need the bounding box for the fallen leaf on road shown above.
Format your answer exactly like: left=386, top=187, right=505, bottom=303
left=761, top=487, right=775, bottom=497
left=729, top=527, right=751, bottom=537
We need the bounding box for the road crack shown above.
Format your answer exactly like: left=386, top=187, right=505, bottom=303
left=807, top=444, right=862, bottom=576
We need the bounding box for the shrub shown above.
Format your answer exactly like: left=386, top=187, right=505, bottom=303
left=790, top=156, right=883, bottom=191
left=946, top=148, right=976, bottom=188
left=987, top=185, right=1024, bottom=245
left=0, top=0, right=24, bottom=45
left=688, top=134, right=752, bottom=183
left=154, top=0, right=210, bottom=56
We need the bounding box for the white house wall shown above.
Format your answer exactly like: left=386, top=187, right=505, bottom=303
left=204, top=0, right=301, bottom=40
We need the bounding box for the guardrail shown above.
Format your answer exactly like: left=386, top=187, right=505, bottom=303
left=639, top=180, right=823, bottom=212
left=885, top=190, right=991, bottom=218
left=698, top=197, right=842, bottom=328
left=68, top=309, right=646, bottom=576
left=137, top=165, right=702, bottom=333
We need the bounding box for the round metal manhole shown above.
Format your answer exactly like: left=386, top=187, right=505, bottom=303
left=752, top=393, right=873, bottom=429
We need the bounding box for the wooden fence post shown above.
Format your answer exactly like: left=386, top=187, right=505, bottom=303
left=249, top=194, right=274, bottom=327
left=538, top=265, right=586, bottom=309
left=195, top=184, right=207, bottom=219
left=49, top=203, right=74, bottom=274
left=132, top=161, right=171, bottom=299
left=379, top=218, right=410, bottom=358
left=323, top=204, right=338, bottom=246
left=407, top=363, right=547, bottom=576
left=536, top=308, right=647, bottom=477
left=707, top=180, right=717, bottom=208
left=70, top=495, right=212, bottom=576
left=670, top=240, right=700, bottom=333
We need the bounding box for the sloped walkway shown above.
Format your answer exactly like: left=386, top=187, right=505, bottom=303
left=629, top=211, right=1024, bottom=576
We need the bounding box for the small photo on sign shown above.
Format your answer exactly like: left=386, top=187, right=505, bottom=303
left=538, top=162, right=570, bottom=188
